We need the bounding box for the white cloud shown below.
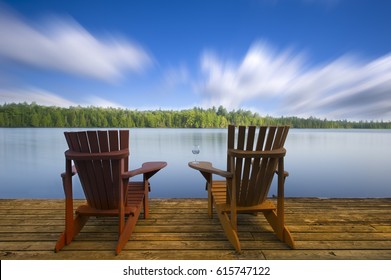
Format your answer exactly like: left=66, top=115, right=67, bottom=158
left=0, top=8, right=152, bottom=82
left=283, top=54, right=391, bottom=120
left=198, top=42, right=304, bottom=109
left=198, top=41, right=391, bottom=121
left=0, top=87, right=125, bottom=108
left=0, top=87, right=78, bottom=107
left=85, top=96, right=124, bottom=108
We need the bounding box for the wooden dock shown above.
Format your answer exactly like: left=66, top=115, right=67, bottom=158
left=1, top=198, right=391, bottom=260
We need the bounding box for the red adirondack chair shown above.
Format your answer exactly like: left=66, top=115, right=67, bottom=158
left=189, top=125, right=295, bottom=252
left=55, top=130, right=167, bottom=254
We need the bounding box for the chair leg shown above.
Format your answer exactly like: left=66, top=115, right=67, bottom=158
left=208, top=192, right=213, bottom=218
left=215, top=206, right=241, bottom=253
left=54, top=233, right=66, bottom=252
left=116, top=205, right=143, bottom=255
left=72, top=215, right=89, bottom=239
left=143, top=180, right=149, bottom=219
left=282, top=227, right=295, bottom=249
left=143, top=196, right=149, bottom=219
left=54, top=214, right=89, bottom=252
left=263, top=210, right=295, bottom=248
left=206, top=181, right=214, bottom=218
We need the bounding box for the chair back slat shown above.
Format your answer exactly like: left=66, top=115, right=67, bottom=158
left=70, top=132, right=98, bottom=208
left=108, top=130, right=121, bottom=208
left=108, top=130, right=119, bottom=151
left=226, top=125, right=235, bottom=203
left=256, top=127, right=277, bottom=203
left=97, top=131, right=116, bottom=208
left=255, top=126, right=267, bottom=151
left=247, top=126, right=267, bottom=202
left=226, top=125, right=236, bottom=171
left=86, top=131, right=109, bottom=209
left=228, top=125, right=289, bottom=207
left=238, top=126, right=256, bottom=205
left=234, top=126, right=247, bottom=203
left=120, top=130, right=129, bottom=171
left=64, top=130, right=129, bottom=210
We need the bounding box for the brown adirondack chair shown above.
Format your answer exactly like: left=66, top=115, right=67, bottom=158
left=189, top=125, right=295, bottom=252
left=55, top=130, right=167, bottom=254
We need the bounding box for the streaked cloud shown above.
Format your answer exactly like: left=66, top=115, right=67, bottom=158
left=198, top=41, right=391, bottom=121
left=199, top=41, right=303, bottom=109
left=0, top=87, right=124, bottom=108
left=85, top=96, right=124, bottom=108
left=0, top=87, right=78, bottom=107
left=0, top=8, right=152, bottom=82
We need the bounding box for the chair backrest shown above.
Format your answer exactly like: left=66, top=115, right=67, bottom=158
left=64, top=130, right=129, bottom=210
left=227, top=125, right=289, bottom=207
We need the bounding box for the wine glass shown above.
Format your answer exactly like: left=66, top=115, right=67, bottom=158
left=192, top=144, right=200, bottom=164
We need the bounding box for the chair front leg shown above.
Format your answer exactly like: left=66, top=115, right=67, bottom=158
left=119, top=178, right=126, bottom=236
left=63, top=161, right=75, bottom=245
left=230, top=177, right=237, bottom=231
left=200, top=171, right=213, bottom=218
left=276, top=157, right=285, bottom=238
left=143, top=176, right=149, bottom=219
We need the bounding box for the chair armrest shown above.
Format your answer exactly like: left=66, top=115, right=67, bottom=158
left=122, top=161, right=167, bottom=179
left=188, top=161, right=232, bottom=178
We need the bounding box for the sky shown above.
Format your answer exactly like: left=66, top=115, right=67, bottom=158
left=0, top=0, right=390, bottom=121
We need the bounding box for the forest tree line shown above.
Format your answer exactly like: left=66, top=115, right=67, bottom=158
left=1, top=102, right=390, bottom=129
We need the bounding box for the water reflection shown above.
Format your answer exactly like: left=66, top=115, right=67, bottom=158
left=285, top=129, right=391, bottom=198
left=0, top=128, right=390, bottom=198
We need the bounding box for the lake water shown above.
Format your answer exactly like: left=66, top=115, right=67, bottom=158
left=1, top=128, right=390, bottom=199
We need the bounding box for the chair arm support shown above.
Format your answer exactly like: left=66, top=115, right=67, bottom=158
left=61, top=165, right=77, bottom=178
left=228, top=147, right=286, bottom=159
left=122, top=161, right=167, bottom=179
left=275, top=169, right=289, bottom=178
left=273, top=158, right=289, bottom=178
left=188, top=161, right=232, bottom=178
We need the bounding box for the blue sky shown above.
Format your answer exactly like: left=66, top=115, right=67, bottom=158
left=1, top=0, right=390, bottom=121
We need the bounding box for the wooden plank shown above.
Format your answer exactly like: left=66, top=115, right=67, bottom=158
left=3, top=249, right=391, bottom=260
left=273, top=232, right=391, bottom=241
left=0, top=250, right=267, bottom=260
left=1, top=198, right=391, bottom=260
left=295, top=240, right=391, bottom=250
left=262, top=250, right=391, bottom=260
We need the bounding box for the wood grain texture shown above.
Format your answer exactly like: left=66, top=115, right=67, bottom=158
left=1, top=198, right=390, bottom=260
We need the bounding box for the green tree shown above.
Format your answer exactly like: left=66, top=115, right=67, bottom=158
left=30, top=113, right=40, bottom=127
